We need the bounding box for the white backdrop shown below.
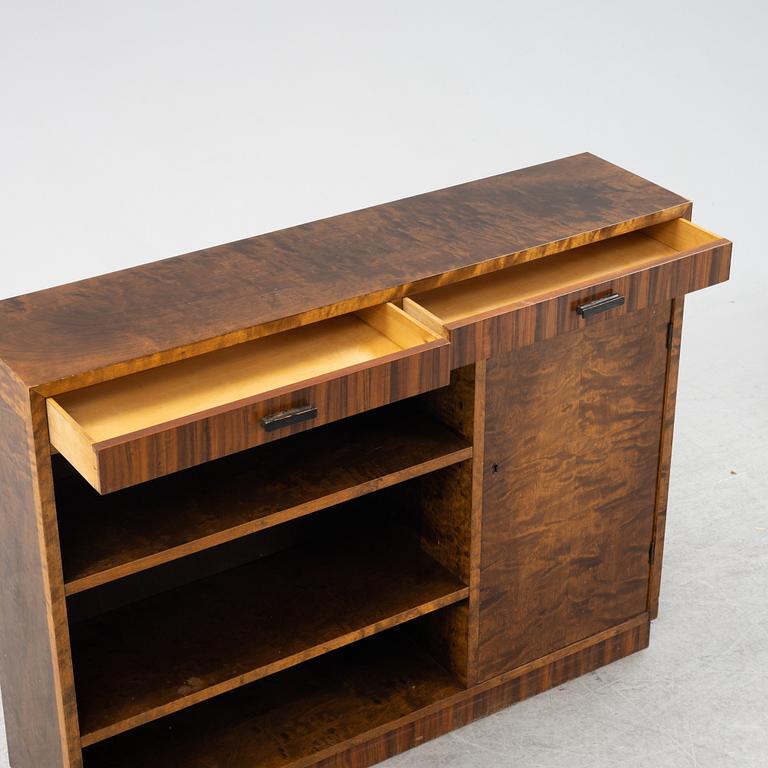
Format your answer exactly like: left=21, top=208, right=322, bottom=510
left=1, top=2, right=766, bottom=766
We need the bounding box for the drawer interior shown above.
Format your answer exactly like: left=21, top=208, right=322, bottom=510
left=404, top=218, right=724, bottom=326
left=46, top=303, right=443, bottom=488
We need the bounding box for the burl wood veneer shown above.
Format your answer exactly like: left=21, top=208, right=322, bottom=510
left=0, top=154, right=731, bottom=768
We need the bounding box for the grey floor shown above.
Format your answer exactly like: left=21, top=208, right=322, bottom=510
left=1, top=277, right=765, bottom=768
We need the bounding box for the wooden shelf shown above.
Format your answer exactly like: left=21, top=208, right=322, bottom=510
left=81, top=629, right=463, bottom=768
left=71, top=530, right=468, bottom=746
left=57, top=407, right=472, bottom=594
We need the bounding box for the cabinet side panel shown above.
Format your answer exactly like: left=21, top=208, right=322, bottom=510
left=0, top=366, right=81, bottom=768
left=648, top=298, right=685, bottom=618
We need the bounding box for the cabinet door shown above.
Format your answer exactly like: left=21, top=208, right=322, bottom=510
left=477, top=303, right=670, bottom=682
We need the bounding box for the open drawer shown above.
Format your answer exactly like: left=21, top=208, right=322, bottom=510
left=403, top=218, right=732, bottom=367
left=47, top=304, right=449, bottom=494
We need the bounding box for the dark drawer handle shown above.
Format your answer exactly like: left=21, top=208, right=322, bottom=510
left=575, top=293, right=625, bottom=318
left=260, top=405, right=318, bottom=432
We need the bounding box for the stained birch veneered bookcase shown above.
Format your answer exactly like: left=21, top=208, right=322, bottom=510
left=0, top=153, right=731, bottom=768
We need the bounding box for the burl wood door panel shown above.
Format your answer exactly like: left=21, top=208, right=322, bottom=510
left=477, top=303, right=670, bottom=681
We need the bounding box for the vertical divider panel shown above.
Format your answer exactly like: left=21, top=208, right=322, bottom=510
left=468, top=360, right=486, bottom=686
left=416, top=364, right=486, bottom=686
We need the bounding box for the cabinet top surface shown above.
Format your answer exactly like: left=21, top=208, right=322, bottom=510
left=0, top=152, right=689, bottom=392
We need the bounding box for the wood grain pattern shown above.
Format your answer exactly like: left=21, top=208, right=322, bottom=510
left=0, top=153, right=690, bottom=394
left=417, top=461, right=473, bottom=585
left=0, top=367, right=82, bottom=767
left=415, top=602, right=471, bottom=689
left=417, top=365, right=486, bottom=685
left=0, top=156, right=732, bottom=768
left=80, top=627, right=463, bottom=768
left=477, top=306, right=669, bottom=679
left=67, top=340, right=450, bottom=493
left=648, top=298, right=685, bottom=619
left=72, top=530, right=468, bottom=745
left=50, top=306, right=441, bottom=446
left=412, top=462, right=472, bottom=686
left=467, top=361, right=486, bottom=687
left=81, top=616, right=649, bottom=768
left=409, top=217, right=725, bottom=331
left=410, top=229, right=679, bottom=324
left=440, top=239, right=730, bottom=368
left=303, top=616, right=649, bottom=768
left=57, top=407, right=472, bottom=595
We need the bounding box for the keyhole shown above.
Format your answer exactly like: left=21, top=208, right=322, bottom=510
left=491, top=463, right=499, bottom=474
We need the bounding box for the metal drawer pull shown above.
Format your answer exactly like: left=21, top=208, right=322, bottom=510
left=575, top=293, right=625, bottom=318
left=260, top=405, right=318, bottom=432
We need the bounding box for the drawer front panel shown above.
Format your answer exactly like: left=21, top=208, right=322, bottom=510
left=449, top=241, right=730, bottom=367
left=92, top=345, right=450, bottom=493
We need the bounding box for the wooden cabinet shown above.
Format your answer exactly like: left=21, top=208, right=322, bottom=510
left=0, top=154, right=731, bottom=768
